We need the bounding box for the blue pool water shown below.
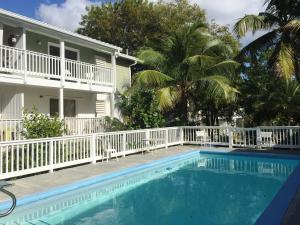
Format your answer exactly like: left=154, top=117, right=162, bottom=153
left=0, top=151, right=299, bottom=225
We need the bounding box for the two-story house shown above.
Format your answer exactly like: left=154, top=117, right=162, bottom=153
left=0, top=8, right=137, bottom=140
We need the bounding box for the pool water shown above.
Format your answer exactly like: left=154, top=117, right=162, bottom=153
left=1, top=152, right=299, bottom=225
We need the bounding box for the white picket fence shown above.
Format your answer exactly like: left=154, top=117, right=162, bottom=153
left=0, top=117, right=108, bottom=140
left=1, top=126, right=300, bottom=179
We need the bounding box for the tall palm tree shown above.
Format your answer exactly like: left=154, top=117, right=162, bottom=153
left=234, top=0, right=300, bottom=80
left=133, top=23, right=239, bottom=123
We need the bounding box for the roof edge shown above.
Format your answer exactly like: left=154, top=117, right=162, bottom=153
left=0, top=8, right=122, bottom=52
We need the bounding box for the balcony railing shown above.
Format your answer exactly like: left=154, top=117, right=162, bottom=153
left=0, top=45, right=113, bottom=86
left=0, top=117, right=108, bottom=141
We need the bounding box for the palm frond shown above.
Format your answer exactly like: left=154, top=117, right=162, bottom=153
left=157, top=87, right=181, bottom=110
left=208, top=60, right=240, bottom=75
left=136, top=49, right=166, bottom=70
left=282, top=19, right=300, bottom=33
left=199, top=75, right=239, bottom=102
left=134, top=70, right=174, bottom=88
left=236, top=30, right=278, bottom=60
left=270, top=40, right=295, bottom=79
left=185, top=55, right=217, bottom=67
left=233, top=15, right=272, bottom=38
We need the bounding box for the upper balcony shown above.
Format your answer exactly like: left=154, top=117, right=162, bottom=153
left=0, top=44, right=114, bottom=92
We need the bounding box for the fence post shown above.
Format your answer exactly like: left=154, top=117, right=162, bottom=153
left=256, top=127, right=262, bottom=149
left=180, top=127, right=184, bottom=145
left=49, top=140, right=54, bottom=173
left=91, top=134, right=96, bottom=164
left=145, top=129, right=150, bottom=151
left=289, top=128, right=293, bottom=149
left=165, top=129, right=168, bottom=149
left=122, top=133, right=126, bottom=157
left=228, top=127, right=233, bottom=149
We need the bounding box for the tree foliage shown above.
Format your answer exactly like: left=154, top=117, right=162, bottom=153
left=134, top=22, right=239, bottom=125
left=116, top=89, right=165, bottom=129
left=77, top=0, right=205, bottom=54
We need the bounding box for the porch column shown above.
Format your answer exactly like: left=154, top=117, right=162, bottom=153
left=59, top=88, right=64, bottom=120
left=60, top=40, right=65, bottom=87
left=110, top=93, right=115, bottom=118
left=0, top=23, right=3, bottom=45
left=20, top=92, right=24, bottom=118
left=111, top=52, right=117, bottom=92
left=22, top=28, right=27, bottom=83
left=110, top=52, right=117, bottom=118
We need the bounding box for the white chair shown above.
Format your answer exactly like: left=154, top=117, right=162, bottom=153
left=196, top=130, right=210, bottom=146
left=102, top=141, right=118, bottom=163
left=261, top=131, right=274, bottom=147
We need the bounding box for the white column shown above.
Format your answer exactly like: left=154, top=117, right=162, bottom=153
left=20, top=92, right=24, bottom=117
left=0, top=23, right=3, bottom=45
left=110, top=93, right=115, bottom=118
left=22, top=28, right=27, bottom=83
left=59, top=88, right=64, bottom=120
left=110, top=52, right=117, bottom=118
left=111, top=52, right=117, bottom=91
left=60, top=40, right=65, bottom=87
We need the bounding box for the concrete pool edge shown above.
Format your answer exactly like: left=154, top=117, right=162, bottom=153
left=255, top=162, right=300, bottom=225
left=0, top=149, right=201, bottom=210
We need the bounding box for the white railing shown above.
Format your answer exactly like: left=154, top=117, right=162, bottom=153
left=0, top=119, right=23, bottom=142
left=0, top=127, right=181, bottom=179
left=0, top=45, right=25, bottom=74
left=64, top=117, right=108, bottom=135
left=27, top=50, right=61, bottom=79
left=1, top=126, right=300, bottom=179
left=65, top=59, right=113, bottom=85
left=0, top=45, right=113, bottom=86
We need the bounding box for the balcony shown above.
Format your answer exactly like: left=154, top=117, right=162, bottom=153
left=0, top=45, right=114, bottom=90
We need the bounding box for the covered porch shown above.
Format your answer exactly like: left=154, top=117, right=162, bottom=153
left=0, top=84, right=113, bottom=141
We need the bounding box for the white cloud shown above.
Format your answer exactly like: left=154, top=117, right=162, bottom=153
left=193, top=0, right=267, bottom=45
left=36, top=0, right=101, bottom=31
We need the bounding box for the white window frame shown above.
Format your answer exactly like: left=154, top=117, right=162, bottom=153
left=48, top=42, right=80, bottom=60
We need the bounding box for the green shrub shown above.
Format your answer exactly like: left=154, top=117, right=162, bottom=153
left=22, top=107, right=64, bottom=139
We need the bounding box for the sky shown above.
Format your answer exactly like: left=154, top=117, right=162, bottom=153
left=0, top=0, right=267, bottom=46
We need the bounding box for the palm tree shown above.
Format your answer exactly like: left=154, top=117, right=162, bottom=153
left=234, top=0, right=300, bottom=80
left=133, top=23, right=239, bottom=124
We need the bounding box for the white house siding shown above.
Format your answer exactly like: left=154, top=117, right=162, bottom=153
left=0, top=85, right=23, bottom=119
left=0, top=84, right=102, bottom=118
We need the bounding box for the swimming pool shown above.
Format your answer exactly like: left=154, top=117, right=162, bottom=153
left=0, top=150, right=299, bottom=225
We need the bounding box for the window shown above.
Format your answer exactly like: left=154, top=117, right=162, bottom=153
left=48, top=43, right=79, bottom=60
left=50, top=99, right=76, bottom=117
left=96, top=100, right=106, bottom=116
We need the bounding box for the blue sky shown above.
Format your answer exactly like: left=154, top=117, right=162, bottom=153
left=0, top=0, right=64, bottom=18
left=0, top=0, right=266, bottom=45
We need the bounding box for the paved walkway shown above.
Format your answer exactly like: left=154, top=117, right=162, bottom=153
left=0, top=145, right=300, bottom=225
left=0, top=145, right=199, bottom=201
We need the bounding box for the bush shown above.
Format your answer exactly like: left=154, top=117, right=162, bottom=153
left=104, top=116, right=128, bottom=132
left=22, top=107, right=64, bottom=139
left=117, top=89, right=165, bottom=129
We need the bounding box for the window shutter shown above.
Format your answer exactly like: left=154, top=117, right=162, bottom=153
left=95, top=56, right=106, bottom=68
left=96, top=100, right=105, bottom=116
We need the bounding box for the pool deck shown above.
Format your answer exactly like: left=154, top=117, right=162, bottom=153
left=1, top=145, right=300, bottom=225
